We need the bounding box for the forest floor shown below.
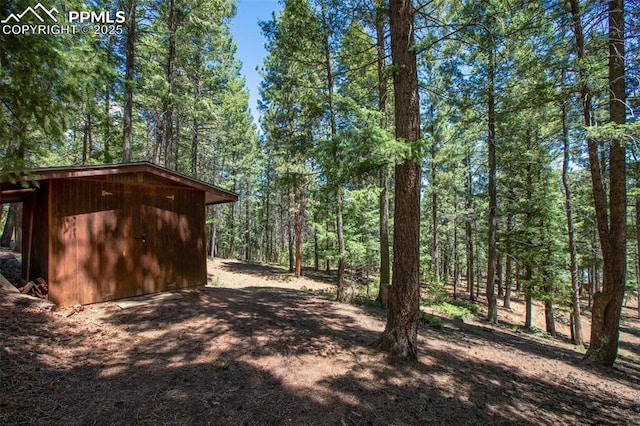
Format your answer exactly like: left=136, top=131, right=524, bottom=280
left=1, top=251, right=640, bottom=425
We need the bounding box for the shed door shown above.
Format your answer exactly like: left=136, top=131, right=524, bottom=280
left=137, top=185, right=206, bottom=293
left=50, top=179, right=136, bottom=305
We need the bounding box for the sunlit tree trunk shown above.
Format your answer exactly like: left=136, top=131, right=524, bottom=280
left=569, top=0, right=627, bottom=366
left=379, top=0, right=421, bottom=360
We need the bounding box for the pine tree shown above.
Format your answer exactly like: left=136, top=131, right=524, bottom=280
left=379, top=0, right=421, bottom=360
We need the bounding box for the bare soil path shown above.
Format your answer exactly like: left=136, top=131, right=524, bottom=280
left=1, top=256, right=640, bottom=425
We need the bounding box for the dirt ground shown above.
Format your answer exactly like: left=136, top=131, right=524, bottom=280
left=1, top=253, right=640, bottom=425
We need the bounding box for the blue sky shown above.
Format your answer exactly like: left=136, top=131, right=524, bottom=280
left=230, top=0, right=282, bottom=125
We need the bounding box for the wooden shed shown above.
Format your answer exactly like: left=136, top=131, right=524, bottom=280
left=0, top=162, right=237, bottom=306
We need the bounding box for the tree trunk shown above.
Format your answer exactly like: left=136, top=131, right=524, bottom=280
left=636, top=188, right=640, bottom=319
left=377, top=167, right=391, bottom=309
left=486, top=36, right=498, bottom=324
left=314, top=227, right=319, bottom=272
left=453, top=199, right=460, bottom=300
left=319, top=2, right=346, bottom=301
left=122, top=0, right=135, bottom=163
left=228, top=205, right=235, bottom=259
left=245, top=184, right=251, bottom=261
left=294, top=181, right=304, bottom=277
left=287, top=189, right=294, bottom=272
left=545, top=299, right=556, bottom=337
left=496, top=253, right=503, bottom=297
left=104, top=82, right=112, bottom=163
left=82, top=113, right=89, bottom=165
left=336, top=189, right=347, bottom=300
left=504, top=209, right=513, bottom=309
left=375, top=2, right=390, bottom=310
left=430, top=129, right=439, bottom=282
left=465, top=151, right=475, bottom=302
left=569, top=0, right=627, bottom=366
left=0, top=205, right=19, bottom=251
left=379, top=0, right=421, bottom=360
left=524, top=266, right=533, bottom=329
left=163, top=0, right=177, bottom=167
left=561, top=90, right=583, bottom=346
left=191, top=118, right=199, bottom=175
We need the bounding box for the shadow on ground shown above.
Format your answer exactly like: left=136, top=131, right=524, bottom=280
left=216, top=259, right=337, bottom=286
left=2, top=283, right=640, bottom=425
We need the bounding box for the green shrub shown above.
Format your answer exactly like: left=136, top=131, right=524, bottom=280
left=419, top=311, right=444, bottom=329
left=430, top=301, right=472, bottom=320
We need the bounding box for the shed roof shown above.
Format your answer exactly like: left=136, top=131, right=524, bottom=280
left=0, top=162, right=238, bottom=205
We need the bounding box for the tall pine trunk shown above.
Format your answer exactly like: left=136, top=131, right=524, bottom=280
left=636, top=183, right=640, bottom=319
left=318, top=2, right=346, bottom=301
left=465, top=151, right=475, bottom=302
left=569, top=0, right=627, bottom=366
left=377, top=167, right=391, bottom=309
left=375, top=1, right=390, bottom=309
left=583, top=0, right=627, bottom=366
left=486, top=35, right=498, bottom=324
left=430, top=138, right=440, bottom=282
left=294, top=181, right=304, bottom=277
left=245, top=184, right=251, bottom=261
left=561, top=92, right=583, bottom=346
left=163, top=0, right=177, bottom=167
left=524, top=266, right=533, bottom=329
left=122, top=0, right=135, bottom=163
left=379, top=0, right=421, bottom=360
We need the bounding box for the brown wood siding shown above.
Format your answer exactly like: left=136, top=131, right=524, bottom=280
left=49, top=178, right=206, bottom=307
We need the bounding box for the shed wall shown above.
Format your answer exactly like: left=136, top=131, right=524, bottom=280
left=48, top=178, right=206, bottom=306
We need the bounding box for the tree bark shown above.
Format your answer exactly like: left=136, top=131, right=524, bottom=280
left=636, top=186, right=640, bottom=319
left=375, top=1, right=390, bottom=310
left=287, top=189, right=294, bottom=272
left=336, top=189, right=346, bottom=300
left=379, top=0, right=421, bottom=360
left=568, top=0, right=627, bottom=366
left=314, top=226, right=319, bottom=272
left=465, top=151, right=475, bottom=302
left=545, top=299, right=556, bottom=337
left=584, top=0, right=626, bottom=366
left=319, top=1, right=346, bottom=301
left=377, top=167, right=391, bottom=309
left=294, top=181, right=304, bottom=277
left=163, top=0, right=177, bottom=167
left=1, top=204, right=18, bottom=248
left=486, top=35, right=498, bottom=324
left=245, top=184, right=251, bottom=261
left=453, top=197, right=460, bottom=300
left=122, top=0, right=135, bottom=163
left=504, top=205, right=513, bottom=308
left=524, top=266, right=533, bottom=329
left=430, top=120, right=439, bottom=282
left=561, top=91, right=583, bottom=346
left=104, top=81, right=112, bottom=163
